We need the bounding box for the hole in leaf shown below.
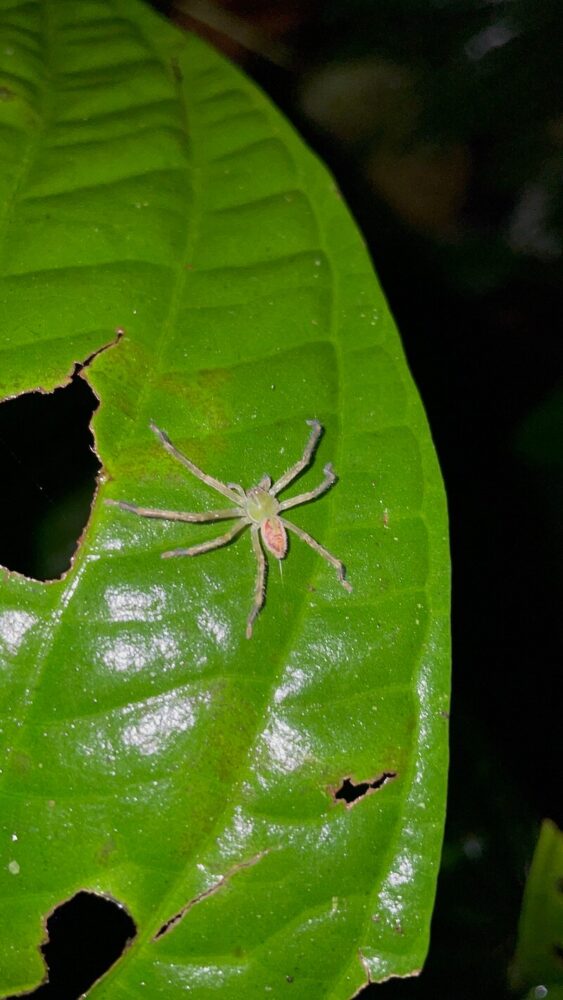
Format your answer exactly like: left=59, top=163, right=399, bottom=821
left=333, top=772, right=397, bottom=807
left=5, top=891, right=136, bottom=999
left=0, top=373, right=100, bottom=580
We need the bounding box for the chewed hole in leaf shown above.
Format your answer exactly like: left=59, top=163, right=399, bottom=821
left=5, top=891, right=136, bottom=999
left=333, top=772, right=397, bottom=807
left=0, top=373, right=100, bottom=581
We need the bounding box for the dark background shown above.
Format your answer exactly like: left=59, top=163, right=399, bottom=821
left=0, top=1, right=561, bottom=997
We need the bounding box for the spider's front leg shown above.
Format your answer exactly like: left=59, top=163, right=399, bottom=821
left=278, top=463, right=336, bottom=513
left=270, top=419, right=322, bottom=496
left=246, top=525, right=267, bottom=638
left=162, top=520, right=247, bottom=559
left=150, top=422, right=243, bottom=504
left=105, top=499, right=242, bottom=522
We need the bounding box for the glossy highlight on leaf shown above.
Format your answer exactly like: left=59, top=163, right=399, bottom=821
left=0, top=1, right=450, bottom=996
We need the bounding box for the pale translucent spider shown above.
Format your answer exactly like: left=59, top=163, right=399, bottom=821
left=106, top=420, right=352, bottom=638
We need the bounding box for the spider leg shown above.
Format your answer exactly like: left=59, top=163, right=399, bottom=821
left=105, top=498, right=242, bottom=522
left=161, top=519, right=248, bottom=558
left=279, top=516, right=352, bottom=592
left=278, top=463, right=336, bottom=512
left=226, top=483, right=247, bottom=500
left=150, top=422, right=242, bottom=503
left=270, top=419, right=322, bottom=496
left=246, top=524, right=267, bottom=639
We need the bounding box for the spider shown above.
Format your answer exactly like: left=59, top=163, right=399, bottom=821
left=106, top=419, right=352, bottom=638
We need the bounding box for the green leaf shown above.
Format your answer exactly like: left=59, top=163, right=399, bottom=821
left=0, top=1, right=450, bottom=996
left=511, top=820, right=563, bottom=995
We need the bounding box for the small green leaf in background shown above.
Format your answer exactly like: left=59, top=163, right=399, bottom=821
left=510, top=820, right=563, bottom=999
left=0, top=1, right=450, bottom=996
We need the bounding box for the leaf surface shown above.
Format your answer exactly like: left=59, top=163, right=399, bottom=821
left=0, top=1, right=450, bottom=996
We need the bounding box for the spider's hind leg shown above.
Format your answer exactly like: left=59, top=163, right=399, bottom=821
left=280, top=517, right=352, bottom=592
left=246, top=525, right=267, bottom=638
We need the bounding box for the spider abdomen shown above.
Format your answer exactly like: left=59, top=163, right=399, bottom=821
left=261, top=516, right=288, bottom=559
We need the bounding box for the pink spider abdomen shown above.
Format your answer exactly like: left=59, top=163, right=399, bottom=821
left=261, top=516, right=288, bottom=559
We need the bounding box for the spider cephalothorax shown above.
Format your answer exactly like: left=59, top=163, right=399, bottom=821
left=106, top=420, right=351, bottom=637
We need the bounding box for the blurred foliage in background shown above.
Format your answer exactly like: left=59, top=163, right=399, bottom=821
left=151, top=0, right=563, bottom=996
left=510, top=821, right=563, bottom=998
